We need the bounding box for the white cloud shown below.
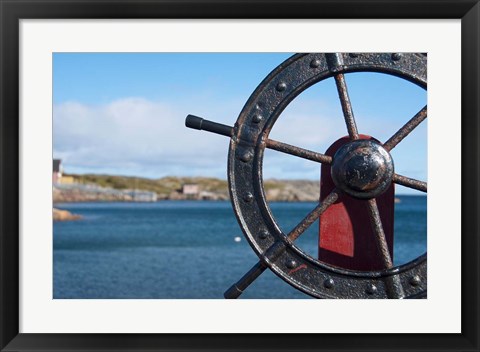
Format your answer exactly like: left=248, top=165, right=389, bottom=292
left=53, top=98, right=232, bottom=178
left=53, top=95, right=340, bottom=179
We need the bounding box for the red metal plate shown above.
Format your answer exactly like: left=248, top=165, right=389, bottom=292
left=319, top=135, right=394, bottom=271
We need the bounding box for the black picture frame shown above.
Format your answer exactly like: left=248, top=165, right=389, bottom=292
left=1, top=1, right=478, bottom=351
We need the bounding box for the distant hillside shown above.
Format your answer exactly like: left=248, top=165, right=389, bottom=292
left=57, top=174, right=320, bottom=202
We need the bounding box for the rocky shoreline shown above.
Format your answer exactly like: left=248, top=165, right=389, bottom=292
left=54, top=176, right=321, bottom=203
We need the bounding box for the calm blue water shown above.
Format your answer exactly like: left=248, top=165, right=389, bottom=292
left=53, top=196, right=426, bottom=299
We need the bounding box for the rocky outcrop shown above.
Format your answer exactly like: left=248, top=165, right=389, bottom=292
left=53, top=208, right=82, bottom=221
left=53, top=188, right=133, bottom=203
left=265, top=179, right=319, bottom=202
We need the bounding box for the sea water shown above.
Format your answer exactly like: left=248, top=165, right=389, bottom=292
left=53, top=196, right=426, bottom=299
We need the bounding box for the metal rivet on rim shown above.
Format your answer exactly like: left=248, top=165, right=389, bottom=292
left=252, top=114, right=262, bottom=123
left=259, top=230, right=268, bottom=239
left=276, top=82, right=287, bottom=92
left=310, top=59, right=321, bottom=68
left=255, top=102, right=264, bottom=110
left=366, top=284, right=377, bottom=295
left=239, top=150, right=253, bottom=162
left=349, top=53, right=359, bottom=58
left=286, top=259, right=297, bottom=269
left=391, top=53, right=402, bottom=61
left=243, top=193, right=254, bottom=202
left=323, top=278, right=334, bottom=289
left=409, top=275, right=421, bottom=286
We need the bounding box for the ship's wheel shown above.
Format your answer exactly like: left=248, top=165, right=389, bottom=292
left=186, top=53, right=427, bottom=299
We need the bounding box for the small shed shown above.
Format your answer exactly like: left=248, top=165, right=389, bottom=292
left=53, top=159, right=62, bottom=184
left=182, top=184, right=199, bottom=195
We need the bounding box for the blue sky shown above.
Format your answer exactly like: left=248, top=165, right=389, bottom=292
left=53, top=53, right=427, bottom=194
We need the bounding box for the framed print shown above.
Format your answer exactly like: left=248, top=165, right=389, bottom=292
left=1, top=0, right=479, bottom=351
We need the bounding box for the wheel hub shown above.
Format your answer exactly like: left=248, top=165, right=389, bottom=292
left=331, top=139, right=394, bottom=199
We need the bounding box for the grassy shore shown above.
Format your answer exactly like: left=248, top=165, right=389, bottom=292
left=58, top=174, right=320, bottom=202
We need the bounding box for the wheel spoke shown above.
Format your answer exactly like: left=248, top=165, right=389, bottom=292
left=393, top=174, right=427, bottom=192
left=366, top=198, right=406, bottom=299
left=185, top=114, right=233, bottom=137
left=383, top=274, right=406, bottom=299
left=366, top=198, right=393, bottom=269
left=224, top=190, right=339, bottom=299
left=333, top=73, right=359, bottom=140
left=224, top=261, right=267, bottom=299
left=287, top=190, right=339, bottom=242
left=266, top=138, right=332, bottom=164
left=383, top=105, right=427, bottom=151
